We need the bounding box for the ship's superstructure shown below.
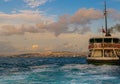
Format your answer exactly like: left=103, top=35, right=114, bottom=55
left=87, top=37, right=120, bottom=64
left=87, top=1, right=120, bottom=64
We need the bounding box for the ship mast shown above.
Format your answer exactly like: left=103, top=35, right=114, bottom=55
left=104, top=0, right=108, bottom=36
left=104, top=0, right=111, bottom=36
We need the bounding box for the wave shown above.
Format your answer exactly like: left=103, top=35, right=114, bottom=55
left=0, top=57, right=120, bottom=84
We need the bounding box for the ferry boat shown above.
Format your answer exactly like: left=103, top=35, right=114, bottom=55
left=87, top=1, right=120, bottom=65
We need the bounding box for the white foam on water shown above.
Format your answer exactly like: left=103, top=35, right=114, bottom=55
left=96, top=65, right=119, bottom=72
left=59, top=64, right=119, bottom=84
left=64, top=74, right=117, bottom=84
left=31, top=68, right=54, bottom=73
left=61, top=64, right=119, bottom=74
left=0, top=75, right=27, bottom=81
left=61, top=64, right=94, bottom=69
left=0, top=64, right=120, bottom=84
left=30, top=64, right=57, bottom=73
left=30, top=64, right=57, bottom=69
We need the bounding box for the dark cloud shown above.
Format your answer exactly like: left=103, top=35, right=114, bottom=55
left=109, top=24, right=120, bottom=33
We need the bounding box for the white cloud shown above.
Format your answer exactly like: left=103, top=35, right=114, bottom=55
left=0, top=10, right=54, bottom=25
left=24, top=0, right=51, bottom=8
left=108, top=9, right=120, bottom=20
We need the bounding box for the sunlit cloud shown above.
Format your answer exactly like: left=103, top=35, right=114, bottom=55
left=32, top=44, right=39, bottom=50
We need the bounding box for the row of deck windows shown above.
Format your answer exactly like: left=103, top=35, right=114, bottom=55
left=90, top=38, right=120, bottom=43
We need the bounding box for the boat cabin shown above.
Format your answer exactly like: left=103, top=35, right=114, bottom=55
left=88, top=37, right=120, bottom=57
left=87, top=1, right=120, bottom=64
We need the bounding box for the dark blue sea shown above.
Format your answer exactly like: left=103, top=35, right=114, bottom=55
left=0, top=57, right=120, bottom=84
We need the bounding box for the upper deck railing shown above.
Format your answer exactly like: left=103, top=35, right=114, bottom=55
left=89, top=43, right=120, bottom=49
left=88, top=37, right=120, bottom=49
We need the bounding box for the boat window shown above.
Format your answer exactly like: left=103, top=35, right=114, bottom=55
left=95, top=38, right=102, bottom=43
left=104, top=38, right=112, bottom=43
left=104, top=49, right=115, bottom=57
left=113, top=38, right=119, bottom=43
left=116, top=50, right=120, bottom=56
left=89, top=39, right=94, bottom=43
left=93, top=50, right=102, bottom=57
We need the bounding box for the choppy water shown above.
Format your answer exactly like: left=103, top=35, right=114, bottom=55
left=0, top=57, right=120, bottom=84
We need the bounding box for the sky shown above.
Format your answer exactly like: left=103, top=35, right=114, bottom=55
left=0, top=0, right=120, bottom=54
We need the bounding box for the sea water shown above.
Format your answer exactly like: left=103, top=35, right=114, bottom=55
left=0, top=57, right=120, bottom=84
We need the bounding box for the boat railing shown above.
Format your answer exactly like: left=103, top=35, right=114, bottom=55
left=89, top=43, right=120, bottom=49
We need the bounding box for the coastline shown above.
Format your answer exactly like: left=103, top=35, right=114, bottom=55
left=0, top=52, right=88, bottom=58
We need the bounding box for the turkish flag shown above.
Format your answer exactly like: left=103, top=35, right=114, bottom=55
left=102, top=28, right=106, bottom=33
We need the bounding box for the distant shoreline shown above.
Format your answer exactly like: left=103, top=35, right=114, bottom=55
left=0, top=52, right=88, bottom=58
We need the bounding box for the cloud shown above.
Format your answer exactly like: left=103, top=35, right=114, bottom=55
left=0, top=8, right=105, bottom=36
left=41, top=8, right=103, bottom=36
left=0, top=24, right=47, bottom=35
left=109, top=24, right=120, bottom=33
left=108, top=9, right=120, bottom=20
left=38, top=8, right=120, bottom=36
left=24, top=0, right=53, bottom=8
left=0, top=10, right=54, bottom=24
left=0, top=9, right=54, bottom=35
left=1, top=8, right=120, bottom=36
left=0, top=25, right=23, bottom=35
left=71, top=8, right=103, bottom=25
left=31, top=44, right=39, bottom=50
